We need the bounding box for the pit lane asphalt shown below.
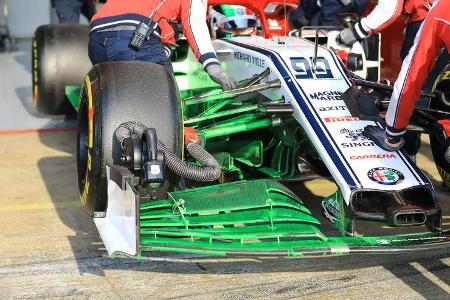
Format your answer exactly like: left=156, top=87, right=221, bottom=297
left=0, top=41, right=448, bottom=299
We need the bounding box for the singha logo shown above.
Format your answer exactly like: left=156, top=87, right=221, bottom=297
left=340, top=128, right=368, bottom=141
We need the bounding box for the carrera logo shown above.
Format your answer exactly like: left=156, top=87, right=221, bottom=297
left=340, top=128, right=375, bottom=148
left=368, top=167, right=404, bottom=185
left=350, top=154, right=396, bottom=160
left=319, top=105, right=347, bottom=112
left=324, top=116, right=359, bottom=122
left=290, top=57, right=334, bottom=79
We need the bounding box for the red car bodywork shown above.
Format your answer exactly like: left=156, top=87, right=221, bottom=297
left=208, top=0, right=299, bottom=38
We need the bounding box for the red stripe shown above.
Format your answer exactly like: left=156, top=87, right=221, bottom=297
left=88, top=107, right=94, bottom=122
left=0, top=127, right=75, bottom=136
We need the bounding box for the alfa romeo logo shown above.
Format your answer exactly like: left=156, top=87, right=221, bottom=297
left=367, top=167, right=404, bottom=185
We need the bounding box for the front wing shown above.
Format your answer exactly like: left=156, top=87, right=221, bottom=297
left=95, top=167, right=449, bottom=258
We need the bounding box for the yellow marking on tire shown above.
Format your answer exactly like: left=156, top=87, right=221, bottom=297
left=81, top=75, right=94, bottom=205
left=442, top=71, right=450, bottom=81
left=32, top=39, right=39, bottom=105
left=81, top=178, right=89, bottom=205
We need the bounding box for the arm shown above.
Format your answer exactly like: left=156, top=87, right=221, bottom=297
left=180, top=0, right=219, bottom=69
left=386, top=15, right=446, bottom=135
left=180, top=0, right=237, bottom=90
left=365, top=0, right=450, bottom=152
left=359, top=0, right=404, bottom=36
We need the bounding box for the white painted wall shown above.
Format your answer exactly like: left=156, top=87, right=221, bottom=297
left=6, top=0, right=51, bottom=37
left=5, top=0, right=88, bottom=38
left=4, top=0, right=89, bottom=37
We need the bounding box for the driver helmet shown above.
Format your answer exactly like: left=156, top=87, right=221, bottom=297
left=211, top=5, right=258, bottom=29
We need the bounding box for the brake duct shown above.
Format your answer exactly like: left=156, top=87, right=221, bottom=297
left=115, top=121, right=221, bottom=183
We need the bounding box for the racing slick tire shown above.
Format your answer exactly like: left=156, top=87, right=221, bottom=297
left=32, top=24, right=91, bottom=116
left=430, top=64, right=450, bottom=187
left=77, top=61, right=182, bottom=216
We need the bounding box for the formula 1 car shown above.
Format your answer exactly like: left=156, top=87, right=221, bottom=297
left=73, top=0, right=450, bottom=258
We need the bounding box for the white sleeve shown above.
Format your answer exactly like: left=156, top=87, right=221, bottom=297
left=182, top=0, right=219, bottom=68
left=358, top=0, right=404, bottom=36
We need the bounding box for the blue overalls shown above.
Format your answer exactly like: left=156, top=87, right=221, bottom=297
left=88, top=28, right=173, bottom=71
left=289, top=0, right=370, bottom=28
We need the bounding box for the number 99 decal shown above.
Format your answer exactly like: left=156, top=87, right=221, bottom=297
left=290, top=57, right=334, bottom=79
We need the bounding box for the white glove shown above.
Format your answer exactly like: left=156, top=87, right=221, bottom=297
left=205, top=64, right=237, bottom=91
left=338, top=21, right=370, bottom=46
left=338, top=27, right=358, bottom=46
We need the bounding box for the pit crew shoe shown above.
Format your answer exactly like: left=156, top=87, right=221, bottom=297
left=363, top=125, right=404, bottom=151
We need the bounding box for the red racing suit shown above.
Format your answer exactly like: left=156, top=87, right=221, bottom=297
left=90, top=0, right=219, bottom=69
left=353, top=0, right=436, bottom=39
left=385, top=0, right=450, bottom=136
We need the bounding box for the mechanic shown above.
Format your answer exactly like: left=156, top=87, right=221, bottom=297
left=364, top=0, right=450, bottom=151
left=52, top=0, right=93, bottom=23
left=289, top=0, right=370, bottom=28
left=339, top=0, right=449, bottom=158
left=338, top=0, right=436, bottom=48
left=88, top=0, right=237, bottom=91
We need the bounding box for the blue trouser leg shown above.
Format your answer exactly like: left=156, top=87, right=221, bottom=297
left=80, top=0, right=94, bottom=21
left=400, top=21, right=450, bottom=156
left=88, top=30, right=173, bottom=72
left=54, top=0, right=85, bottom=24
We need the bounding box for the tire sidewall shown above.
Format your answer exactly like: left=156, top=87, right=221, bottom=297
left=77, top=62, right=182, bottom=215
left=78, top=69, right=106, bottom=215
left=33, top=24, right=90, bottom=116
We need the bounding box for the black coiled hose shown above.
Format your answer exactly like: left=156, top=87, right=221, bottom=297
left=115, top=121, right=221, bottom=182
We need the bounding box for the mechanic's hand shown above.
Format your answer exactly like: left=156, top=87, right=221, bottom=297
left=206, top=64, right=237, bottom=91
left=338, top=22, right=369, bottom=47
left=338, top=27, right=358, bottom=46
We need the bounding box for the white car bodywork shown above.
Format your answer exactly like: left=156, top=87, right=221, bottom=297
left=215, top=36, right=430, bottom=204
